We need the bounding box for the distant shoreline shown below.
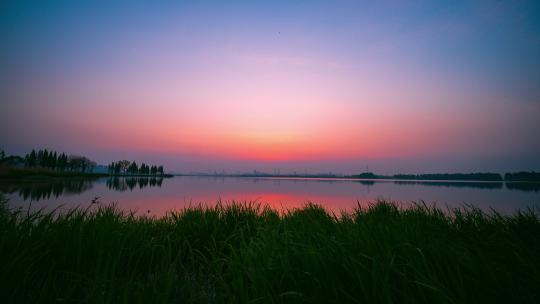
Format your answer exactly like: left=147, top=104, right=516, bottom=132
left=173, top=173, right=540, bottom=183
left=1, top=168, right=537, bottom=183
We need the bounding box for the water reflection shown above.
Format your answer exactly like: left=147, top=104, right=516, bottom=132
left=505, top=182, right=540, bottom=192
left=0, top=179, right=97, bottom=201
left=106, top=176, right=164, bottom=191
left=0, top=176, right=165, bottom=201
left=1, top=177, right=539, bottom=215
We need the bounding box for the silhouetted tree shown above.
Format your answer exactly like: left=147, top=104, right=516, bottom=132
left=117, top=160, right=131, bottom=174
left=67, top=155, right=82, bottom=172
left=139, top=163, right=150, bottom=175
left=107, top=160, right=164, bottom=176
left=505, top=171, right=540, bottom=182
left=392, top=173, right=503, bottom=181
left=57, top=153, right=68, bottom=171
left=83, top=158, right=96, bottom=173
left=64, top=155, right=93, bottom=173
left=36, top=150, right=43, bottom=167
left=127, top=161, right=138, bottom=175
left=25, top=150, right=37, bottom=168
left=51, top=151, right=58, bottom=170
left=42, top=150, right=49, bottom=168
left=18, top=149, right=97, bottom=173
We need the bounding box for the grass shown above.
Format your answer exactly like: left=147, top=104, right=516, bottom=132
left=0, top=196, right=539, bottom=303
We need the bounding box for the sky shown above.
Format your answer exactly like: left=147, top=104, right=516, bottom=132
left=1, top=0, right=540, bottom=174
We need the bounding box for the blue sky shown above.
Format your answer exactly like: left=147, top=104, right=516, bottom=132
left=1, top=1, right=539, bottom=174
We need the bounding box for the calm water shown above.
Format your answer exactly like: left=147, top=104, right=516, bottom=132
left=1, top=176, right=539, bottom=215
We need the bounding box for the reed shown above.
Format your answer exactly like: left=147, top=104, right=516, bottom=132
left=0, top=196, right=538, bottom=303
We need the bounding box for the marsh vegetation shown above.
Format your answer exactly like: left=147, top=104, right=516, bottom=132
left=0, top=196, right=538, bottom=303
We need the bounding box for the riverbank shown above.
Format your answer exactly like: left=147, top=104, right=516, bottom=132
left=0, top=167, right=173, bottom=180
left=0, top=196, right=538, bottom=303
left=0, top=167, right=107, bottom=179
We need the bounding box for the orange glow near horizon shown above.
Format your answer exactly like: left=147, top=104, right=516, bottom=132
left=57, top=97, right=484, bottom=163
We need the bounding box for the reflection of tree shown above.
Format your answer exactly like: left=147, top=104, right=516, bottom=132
left=356, top=180, right=375, bottom=186
left=505, top=182, right=540, bottom=192
left=0, top=179, right=96, bottom=201
left=106, top=177, right=164, bottom=192
left=0, top=176, right=166, bottom=201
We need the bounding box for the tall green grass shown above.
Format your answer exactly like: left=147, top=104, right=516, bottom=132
left=0, top=196, right=538, bottom=303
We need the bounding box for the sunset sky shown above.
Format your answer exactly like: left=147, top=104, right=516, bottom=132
left=1, top=1, right=539, bottom=174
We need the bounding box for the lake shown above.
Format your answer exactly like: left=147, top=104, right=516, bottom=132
left=1, top=176, right=539, bottom=215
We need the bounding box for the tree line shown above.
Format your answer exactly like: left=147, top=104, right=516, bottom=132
left=107, top=160, right=164, bottom=176
left=392, top=173, right=503, bottom=181
left=504, top=171, right=540, bottom=182
left=23, top=149, right=96, bottom=173
left=350, top=171, right=540, bottom=182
